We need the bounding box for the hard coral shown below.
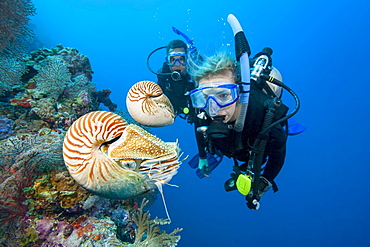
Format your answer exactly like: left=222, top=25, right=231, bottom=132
left=24, top=170, right=90, bottom=216
left=25, top=44, right=94, bottom=82
left=30, top=97, right=57, bottom=120
left=35, top=216, right=124, bottom=247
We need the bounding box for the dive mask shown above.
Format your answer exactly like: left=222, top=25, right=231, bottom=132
left=166, top=52, right=187, bottom=66
left=190, top=84, right=240, bottom=109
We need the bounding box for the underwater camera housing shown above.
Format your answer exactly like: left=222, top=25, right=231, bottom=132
left=207, top=116, right=231, bottom=138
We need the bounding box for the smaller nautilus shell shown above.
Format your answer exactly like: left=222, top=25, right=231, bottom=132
left=63, top=111, right=182, bottom=200
left=126, top=80, right=175, bottom=127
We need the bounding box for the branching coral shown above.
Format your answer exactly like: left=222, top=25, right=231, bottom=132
left=0, top=143, right=36, bottom=246
left=130, top=198, right=182, bottom=247
left=0, top=0, right=34, bottom=99
left=0, top=130, right=64, bottom=245
left=32, top=56, right=72, bottom=100
left=0, top=57, right=28, bottom=96
left=0, top=0, right=34, bottom=100
left=0, top=0, right=36, bottom=58
left=0, top=166, right=32, bottom=228
left=0, top=131, right=64, bottom=195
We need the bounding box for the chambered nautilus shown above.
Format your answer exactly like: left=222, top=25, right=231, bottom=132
left=126, top=80, right=175, bottom=127
left=62, top=111, right=183, bottom=200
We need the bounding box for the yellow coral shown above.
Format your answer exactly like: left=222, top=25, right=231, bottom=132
left=130, top=198, right=182, bottom=247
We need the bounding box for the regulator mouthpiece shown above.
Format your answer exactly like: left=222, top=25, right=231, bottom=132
left=171, top=71, right=182, bottom=81
left=207, top=116, right=230, bottom=138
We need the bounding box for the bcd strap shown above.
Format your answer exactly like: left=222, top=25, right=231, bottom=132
left=271, top=180, right=279, bottom=193
left=251, top=83, right=289, bottom=121
left=257, top=132, right=270, bottom=141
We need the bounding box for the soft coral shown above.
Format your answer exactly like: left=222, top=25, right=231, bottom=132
left=0, top=166, right=33, bottom=230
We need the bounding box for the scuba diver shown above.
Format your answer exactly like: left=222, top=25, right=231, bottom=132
left=147, top=28, right=202, bottom=123
left=187, top=14, right=305, bottom=210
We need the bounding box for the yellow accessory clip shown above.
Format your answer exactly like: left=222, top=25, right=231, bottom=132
left=236, top=174, right=252, bottom=195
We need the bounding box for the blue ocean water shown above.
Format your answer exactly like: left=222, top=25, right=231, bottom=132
left=30, top=0, right=370, bottom=246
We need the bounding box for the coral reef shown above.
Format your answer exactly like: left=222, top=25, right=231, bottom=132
left=25, top=170, right=90, bottom=211
left=17, top=45, right=98, bottom=124
left=0, top=44, right=118, bottom=136
left=23, top=44, right=94, bottom=83
left=0, top=18, right=180, bottom=244
left=0, top=129, right=64, bottom=245
left=0, top=128, right=183, bottom=246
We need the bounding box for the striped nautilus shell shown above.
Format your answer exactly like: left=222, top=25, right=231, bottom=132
left=63, top=111, right=182, bottom=200
left=126, top=80, right=175, bottom=127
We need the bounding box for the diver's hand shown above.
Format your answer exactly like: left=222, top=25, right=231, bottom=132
left=199, top=158, right=211, bottom=177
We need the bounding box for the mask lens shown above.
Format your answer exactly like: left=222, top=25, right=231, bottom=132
left=205, top=98, right=221, bottom=117
left=166, top=53, right=187, bottom=66
left=170, top=56, right=185, bottom=64
left=190, top=84, right=239, bottom=109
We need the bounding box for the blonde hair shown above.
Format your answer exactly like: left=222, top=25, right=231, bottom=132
left=188, top=52, right=236, bottom=84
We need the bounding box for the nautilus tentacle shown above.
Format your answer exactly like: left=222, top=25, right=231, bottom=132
left=62, top=111, right=182, bottom=200
left=126, top=80, right=175, bottom=127
left=108, top=124, right=181, bottom=186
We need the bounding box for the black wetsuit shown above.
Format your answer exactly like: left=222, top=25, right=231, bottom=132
left=194, top=81, right=289, bottom=182
left=157, top=62, right=195, bottom=122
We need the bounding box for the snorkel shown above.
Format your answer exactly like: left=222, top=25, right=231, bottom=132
left=172, top=27, right=198, bottom=59
left=227, top=14, right=251, bottom=133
